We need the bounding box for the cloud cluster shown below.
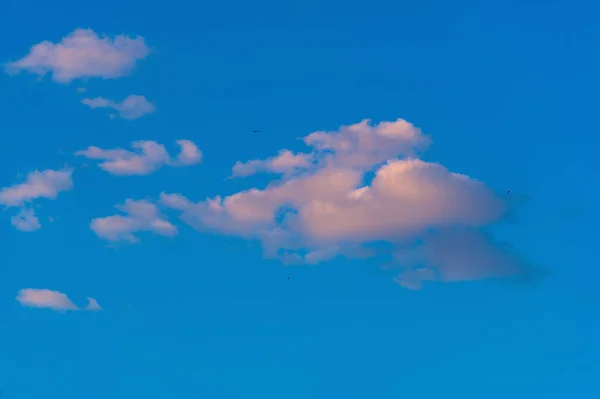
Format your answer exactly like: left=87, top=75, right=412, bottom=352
left=75, top=139, right=202, bottom=176
left=4, top=29, right=150, bottom=83
left=149, top=118, right=533, bottom=288
left=91, top=199, right=177, bottom=243
left=16, top=289, right=102, bottom=312
left=82, top=95, right=156, bottom=120
left=0, top=169, right=73, bottom=231
left=4, top=29, right=535, bottom=289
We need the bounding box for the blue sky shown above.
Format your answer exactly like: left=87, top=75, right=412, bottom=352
left=1, top=0, right=599, bottom=398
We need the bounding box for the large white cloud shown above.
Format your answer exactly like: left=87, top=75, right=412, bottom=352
left=82, top=95, right=156, bottom=120
left=0, top=169, right=73, bottom=232
left=102, top=118, right=534, bottom=287
left=91, top=199, right=177, bottom=243
left=4, top=29, right=151, bottom=83
left=75, top=140, right=202, bottom=176
left=16, top=289, right=102, bottom=312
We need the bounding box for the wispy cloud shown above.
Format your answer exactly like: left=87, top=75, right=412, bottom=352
left=82, top=95, right=156, bottom=120
left=91, top=199, right=177, bottom=243
left=75, top=140, right=201, bottom=176
left=0, top=169, right=73, bottom=231
left=85, top=297, right=103, bottom=311
left=232, top=150, right=313, bottom=177
left=0, top=169, right=73, bottom=207
left=4, top=28, right=150, bottom=83
left=16, top=289, right=102, bottom=312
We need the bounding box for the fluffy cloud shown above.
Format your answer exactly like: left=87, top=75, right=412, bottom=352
left=16, top=289, right=102, bottom=312
left=154, top=118, right=536, bottom=288
left=82, top=95, right=156, bottom=120
left=11, top=208, right=41, bottom=232
left=5, top=29, right=150, bottom=83
left=0, top=169, right=73, bottom=231
left=91, top=199, right=177, bottom=243
left=0, top=169, right=73, bottom=207
left=75, top=140, right=202, bottom=176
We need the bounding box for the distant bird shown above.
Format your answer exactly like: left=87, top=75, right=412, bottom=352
left=251, top=130, right=261, bottom=133
left=287, top=277, right=290, bottom=280
left=507, top=190, right=510, bottom=194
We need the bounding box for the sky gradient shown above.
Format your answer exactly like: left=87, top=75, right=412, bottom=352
left=1, top=0, right=599, bottom=398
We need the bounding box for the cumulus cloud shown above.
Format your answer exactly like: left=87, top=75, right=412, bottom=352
left=91, top=199, right=177, bottom=243
left=134, top=118, right=534, bottom=288
left=0, top=169, right=73, bottom=231
left=5, top=28, right=150, bottom=83
left=174, top=139, right=203, bottom=166
left=0, top=169, right=73, bottom=207
left=75, top=140, right=201, bottom=176
left=82, top=95, right=156, bottom=120
left=16, top=289, right=102, bottom=312
left=11, top=208, right=41, bottom=232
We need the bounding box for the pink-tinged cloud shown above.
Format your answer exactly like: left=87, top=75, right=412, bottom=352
left=173, top=139, right=203, bottom=165
left=156, top=118, right=535, bottom=288
left=11, top=208, right=41, bottom=232
left=5, top=28, right=150, bottom=83
left=0, top=169, right=73, bottom=207
left=16, top=289, right=103, bottom=312
left=16, top=289, right=78, bottom=311
left=232, top=150, right=313, bottom=177
left=91, top=199, right=177, bottom=243
left=75, top=140, right=201, bottom=176
left=85, top=297, right=103, bottom=311
left=82, top=95, right=156, bottom=120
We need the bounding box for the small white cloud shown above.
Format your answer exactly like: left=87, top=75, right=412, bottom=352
left=91, top=199, right=177, bottom=243
left=16, top=289, right=103, bottom=312
left=0, top=169, right=73, bottom=231
left=75, top=140, right=201, bottom=176
left=85, top=297, right=103, bottom=311
left=5, top=28, right=150, bottom=83
left=11, top=208, right=41, bottom=232
left=82, top=95, right=156, bottom=120
left=232, top=150, right=312, bottom=177
left=0, top=169, right=73, bottom=207
left=173, top=139, right=202, bottom=165
left=16, top=289, right=79, bottom=311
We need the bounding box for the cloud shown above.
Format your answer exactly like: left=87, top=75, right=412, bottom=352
left=131, top=118, right=534, bottom=288
left=82, top=95, right=156, bottom=120
left=11, top=208, right=41, bottom=232
left=0, top=169, right=73, bottom=231
left=0, top=169, right=73, bottom=207
left=16, top=289, right=101, bottom=312
left=232, top=150, right=313, bottom=177
left=75, top=140, right=201, bottom=176
left=91, top=199, right=177, bottom=243
left=5, top=28, right=150, bottom=83
left=85, top=297, right=103, bottom=311
left=392, top=228, right=536, bottom=289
